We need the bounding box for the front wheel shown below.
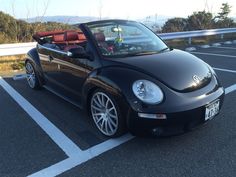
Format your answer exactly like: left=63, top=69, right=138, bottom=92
left=25, top=61, right=41, bottom=90
left=90, top=90, right=125, bottom=137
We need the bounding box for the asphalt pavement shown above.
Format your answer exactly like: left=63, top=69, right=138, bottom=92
left=0, top=42, right=236, bottom=177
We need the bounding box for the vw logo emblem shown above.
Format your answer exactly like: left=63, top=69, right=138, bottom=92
left=193, top=75, right=201, bottom=84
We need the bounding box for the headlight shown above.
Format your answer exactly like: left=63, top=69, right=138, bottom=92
left=132, top=80, right=163, bottom=104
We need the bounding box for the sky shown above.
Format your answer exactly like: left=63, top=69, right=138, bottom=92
left=0, top=0, right=235, bottom=19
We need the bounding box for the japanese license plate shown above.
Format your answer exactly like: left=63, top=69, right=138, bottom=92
left=205, top=100, right=220, bottom=121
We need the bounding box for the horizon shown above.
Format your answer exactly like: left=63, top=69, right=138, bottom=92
left=0, top=0, right=236, bottom=21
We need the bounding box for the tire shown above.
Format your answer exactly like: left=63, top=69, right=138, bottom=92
left=90, top=89, right=126, bottom=137
left=25, top=60, right=41, bottom=90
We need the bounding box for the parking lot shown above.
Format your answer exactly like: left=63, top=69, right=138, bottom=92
left=0, top=42, right=236, bottom=177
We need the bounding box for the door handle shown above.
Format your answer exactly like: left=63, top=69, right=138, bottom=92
left=48, top=55, right=54, bottom=62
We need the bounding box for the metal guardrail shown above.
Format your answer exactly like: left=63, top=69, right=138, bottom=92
left=0, top=28, right=236, bottom=57
left=0, top=42, right=36, bottom=57
left=158, top=27, right=236, bottom=44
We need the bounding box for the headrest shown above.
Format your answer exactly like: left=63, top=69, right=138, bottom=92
left=53, top=34, right=64, bottom=42
left=64, top=31, right=79, bottom=41
left=94, top=32, right=105, bottom=42
left=78, top=33, right=86, bottom=40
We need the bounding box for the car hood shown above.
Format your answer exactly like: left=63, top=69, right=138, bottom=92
left=108, top=49, right=212, bottom=92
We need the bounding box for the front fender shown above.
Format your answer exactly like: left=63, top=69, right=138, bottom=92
left=82, top=66, right=155, bottom=112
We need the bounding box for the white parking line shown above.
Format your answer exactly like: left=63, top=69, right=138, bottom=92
left=213, top=67, right=236, bottom=74
left=211, top=46, right=236, bottom=50
left=29, top=134, right=133, bottom=177
left=0, top=76, right=82, bottom=157
left=191, top=52, right=236, bottom=58
left=13, top=74, right=27, bottom=80
left=0, top=76, right=134, bottom=177
left=225, top=84, right=236, bottom=94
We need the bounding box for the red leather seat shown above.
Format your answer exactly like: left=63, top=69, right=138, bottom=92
left=64, top=31, right=80, bottom=51
left=64, top=31, right=79, bottom=43
left=78, top=33, right=86, bottom=42
left=94, top=32, right=108, bottom=49
left=52, top=34, right=65, bottom=44
left=94, top=32, right=112, bottom=54
left=94, top=32, right=106, bottom=42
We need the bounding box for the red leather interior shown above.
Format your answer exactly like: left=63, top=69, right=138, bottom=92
left=63, top=31, right=81, bottom=51
left=78, top=33, right=86, bottom=41
left=64, top=31, right=79, bottom=41
left=34, top=30, right=87, bottom=44
left=36, top=30, right=87, bottom=51
left=94, top=32, right=106, bottom=42
left=52, top=34, right=64, bottom=43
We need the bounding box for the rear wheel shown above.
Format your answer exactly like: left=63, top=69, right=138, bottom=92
left=90, top=90, right=125, bottom=137
left=25, top=61, right=41, bottom=90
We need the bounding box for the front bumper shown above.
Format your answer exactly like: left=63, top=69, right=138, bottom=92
left=127, top=88, right=225, bottom=136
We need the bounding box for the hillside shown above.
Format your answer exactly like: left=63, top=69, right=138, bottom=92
left=23, top=16, right=100, bottom=24
left=0, top=11, right=75, bottom=44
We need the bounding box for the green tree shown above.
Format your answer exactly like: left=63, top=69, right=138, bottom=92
left=214, top=3, right=235, bottom=28
left=187, top=11, right=214, bottom=30
left=162, top=18, right=188, bottom=32
left=0, top=11, right=77, bottom=44
left=216, top=3, right=231, bottom=20
left=0, top=11, right=18, bottom=42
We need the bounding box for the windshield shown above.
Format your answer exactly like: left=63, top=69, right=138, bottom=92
left=86, top=21, right=168, bottom=58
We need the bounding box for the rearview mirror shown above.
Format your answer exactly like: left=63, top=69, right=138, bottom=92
left=67, top=46, right=91, bottom=60
left=111, top=27, right=122, bottom=32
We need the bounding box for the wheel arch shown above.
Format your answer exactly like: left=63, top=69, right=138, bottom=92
left=82, top=75, right=127, bottom=112
left=81, top=66, right=151, bottom=116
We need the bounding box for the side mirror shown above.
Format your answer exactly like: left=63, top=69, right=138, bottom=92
left=67, top=46, right=91, bottom=60
left=169, top=46, right=174, bottom=50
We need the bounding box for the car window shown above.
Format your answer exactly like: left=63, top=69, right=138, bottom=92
left=86, top=21, right=168, bottom=58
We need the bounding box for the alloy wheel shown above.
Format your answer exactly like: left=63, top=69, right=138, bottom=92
left=91, top=92, right=119, bottom=136
left=25, top=62, right=36, bottom=88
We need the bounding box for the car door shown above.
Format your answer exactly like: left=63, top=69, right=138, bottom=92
left=38, top=43, right=88, bottom=104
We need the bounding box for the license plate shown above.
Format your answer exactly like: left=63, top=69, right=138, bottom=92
left=205, top=100, right=220, bottom=121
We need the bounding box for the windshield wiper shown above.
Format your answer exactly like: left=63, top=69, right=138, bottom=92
left=123, top=51, right=159, bottom=57
left=113, top=48, right=170, bottom=58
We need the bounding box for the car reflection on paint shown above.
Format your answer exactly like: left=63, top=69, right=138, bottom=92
left=25, top=19, right=224, bottom=137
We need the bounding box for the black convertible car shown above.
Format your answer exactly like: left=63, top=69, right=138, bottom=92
left=25, top=20, right=224, bottom=137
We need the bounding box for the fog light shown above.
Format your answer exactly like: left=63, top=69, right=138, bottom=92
left=151, top=127, right=164, bottom=136
left=138, top=113, right=167, bottom=119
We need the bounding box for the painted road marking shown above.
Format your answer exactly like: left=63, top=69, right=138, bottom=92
left=13, top=74, right=27, bottom=80
left=0, top=76, right=134, bottom=177
left=225, top=84, right=236, bottom=94
left=211, top=46, right=236, bottom=50
left=0, top=76, right=82, bottom=157
left=29, top=134, right=133, bottom=177
left=213, top=67, right=236, bottom=74
left=191, top=52, right=236, bottom=58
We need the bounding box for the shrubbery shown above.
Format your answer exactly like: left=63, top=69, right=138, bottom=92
left=162, top=3, right=236, bottom=32
left=0, top=11, right=75, bottom=44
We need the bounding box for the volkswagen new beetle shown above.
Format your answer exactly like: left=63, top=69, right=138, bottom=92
left=25, top=20, right=224, bottom=137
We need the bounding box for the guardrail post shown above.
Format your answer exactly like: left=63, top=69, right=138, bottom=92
left=220, top=34, right=224, bottom=40
left=188, top=37, right=192, bottom=45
